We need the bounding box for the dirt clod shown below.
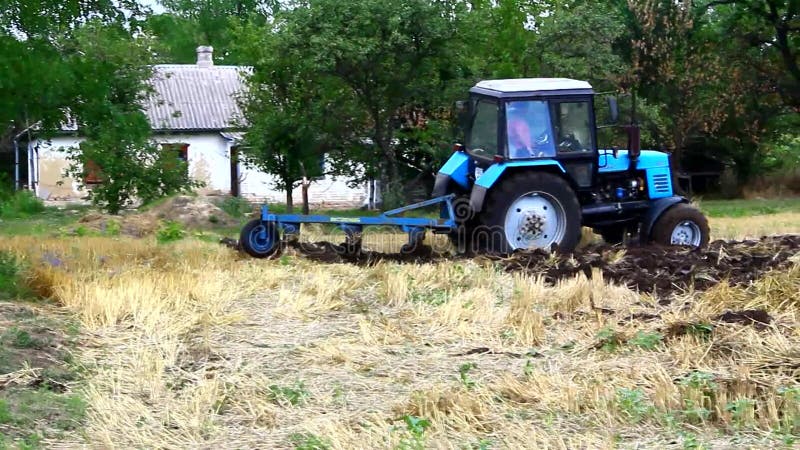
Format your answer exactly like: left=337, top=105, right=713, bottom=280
left=715, top=309, right=773, bottom=330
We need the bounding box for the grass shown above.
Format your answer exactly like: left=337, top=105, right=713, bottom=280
left=697, top=197, right=800, bottom=218
left=0, top=234, right=796, bottom=448
left=0, top=191, right=45, bottom=219
left=0, top=204, right=88, bottom=237
left=0, top=199, right=796, bottom=447
left=0, top=248, right=87, bottom=449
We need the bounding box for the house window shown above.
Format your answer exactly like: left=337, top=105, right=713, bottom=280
left=161, top=143, right=189, bottom=172
left=84, top=160, right=103, bottom=185
left=162, top=143, right=189, bottom=162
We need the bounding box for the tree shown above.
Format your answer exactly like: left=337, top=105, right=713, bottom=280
left=145, top=0, right=279, bottom=65
left=61, top=23, right=201, bottom=213
left=235, top=22, right=335, bottom=213
left=276, top=0, right=459, bottom=207
left=0, top=1, right=201, bottom=212
left=695, top=0, right=799, bottom=109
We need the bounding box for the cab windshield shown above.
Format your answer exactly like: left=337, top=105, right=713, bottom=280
left=506, top=100, right=555, bottom=158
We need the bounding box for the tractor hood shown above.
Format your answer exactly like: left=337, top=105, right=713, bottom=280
left=598, top=150, right=670, bottom=173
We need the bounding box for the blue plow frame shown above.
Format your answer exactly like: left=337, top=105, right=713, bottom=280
left=259, top=194, right=458, bottom=245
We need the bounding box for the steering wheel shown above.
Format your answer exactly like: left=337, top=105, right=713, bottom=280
left=558, top=133, right=582, bottom=152
left=535, top=130, right=550, bottom=146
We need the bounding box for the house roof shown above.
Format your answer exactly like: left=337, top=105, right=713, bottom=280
left=145, top=64, right=251, bottom=131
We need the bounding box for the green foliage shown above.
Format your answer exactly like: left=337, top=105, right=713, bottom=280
left=60, top=23, right=202, bottom=214
left=0, top=191, right=46, bottom=219
left=251, top=0, right=461, bottom=208
left=156, top=221, right=186, bottom=244
left=0, top=252, right=21, bottom=300
left=18, top=433, right=43, bottom=450
left=679, top=432, right=708, bottom=450
left=0, top=251, right=33, bottom=301
left=267, top=381, right=310, bottom=406
left=396, top=415, right=431, bottom=450
left=410, top=288, right=449, bottom=306
left=725, top=398, right=755, bottom=428
left=699, top=198, right=800, bottom=218
left=679, top=371, right=717, bottom=391
left=629, top=331, right=664, bottom=350
left=523, top=359, right=535, bottom=378
left=104, top=219, right=122, bottom=237
left=145, top=0, right=277, bottom=65
left=289, top=432, right=331, bottom=450
left=216, top=197, right=254, bottom=219
left=458, top=363, right=478, bottom=390
left=596, top=326, right=623, bottom=352
left=616, top=388, right=653, bottom=422
left=1, top=327, right=45, bottom=349
left=0, top=399, right=11, bottom=424
left=680, top=399, right=712, bottom=423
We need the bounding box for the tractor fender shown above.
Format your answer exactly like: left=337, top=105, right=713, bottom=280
left=641, top=195, right=688, bottom=239
left=469, top=160, right=566, bottom=213
left=432, top=151, right=472, bottom=198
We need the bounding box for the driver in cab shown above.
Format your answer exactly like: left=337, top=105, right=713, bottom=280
left=506, top=101, right=556, bottom=159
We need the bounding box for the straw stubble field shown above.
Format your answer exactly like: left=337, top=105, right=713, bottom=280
left=0, top=223, right=798, bottom=449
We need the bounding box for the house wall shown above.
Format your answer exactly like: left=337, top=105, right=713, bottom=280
left=30, top=133, right=369, bottom=208
left=154, top=133, right=231, bottom=192
left=34, top=136, right=86, bottom=200
left=238, top=162, right=370, bottom=208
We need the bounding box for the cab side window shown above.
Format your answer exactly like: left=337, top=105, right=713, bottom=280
left=467, top=99, right=499, bottom=159
left=552, top=102, right=593, bottom=153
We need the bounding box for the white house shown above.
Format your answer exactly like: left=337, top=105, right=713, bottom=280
left=26, top=46, right=376, bottom=208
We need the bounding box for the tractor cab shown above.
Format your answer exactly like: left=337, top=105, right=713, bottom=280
left=463, top=78, right=598, bottom=190
left=434, top=77, right=710, bottom=253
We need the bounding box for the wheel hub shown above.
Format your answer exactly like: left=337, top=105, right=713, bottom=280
left=670, top=221, right=702, bottom=246
left=504, top=192, right=566, bottom=250
left=520, top=211, right=546, bottom=240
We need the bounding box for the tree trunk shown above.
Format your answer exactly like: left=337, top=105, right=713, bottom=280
left=301, top=177, right=310, bottom=215
left=285, top=188, right=294, bottom=213
left=298, top=162, right=311, bottom=215
left=378, top=136, right=402, bottom=209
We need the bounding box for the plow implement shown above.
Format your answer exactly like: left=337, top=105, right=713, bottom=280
left=239, top=195, right=459, bottom=258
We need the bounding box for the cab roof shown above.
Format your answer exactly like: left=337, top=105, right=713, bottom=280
left=470, top=78, right=594, bottom=98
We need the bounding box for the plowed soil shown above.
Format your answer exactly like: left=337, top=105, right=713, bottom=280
left=275, top=235, right=800, bottom=296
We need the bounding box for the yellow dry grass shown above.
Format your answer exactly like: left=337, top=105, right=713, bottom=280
left=0, top=226, right=798, bottom=449
left=710, top=212, right=800, bottom=241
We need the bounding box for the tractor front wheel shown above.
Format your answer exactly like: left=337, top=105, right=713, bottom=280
left=239, top=219, right=280, bottom=258
left=650, top=203, right=710, bottom=248
left=480, top=172, right=581, bottom=254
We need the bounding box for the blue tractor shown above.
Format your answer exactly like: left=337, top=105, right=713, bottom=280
left=239, top=78, right=710, bottom=258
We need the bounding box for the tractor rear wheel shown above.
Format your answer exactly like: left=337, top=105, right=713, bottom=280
left=650, top=203, right=709, bottom=248
left=239, top=219, right=280, bottom=258
left=479, top=172, right=581, bottom=254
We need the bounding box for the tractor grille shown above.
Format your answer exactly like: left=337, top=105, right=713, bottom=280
left=652, top=174, right=670, bottom=193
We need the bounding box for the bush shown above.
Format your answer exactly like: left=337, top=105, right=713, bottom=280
left=216, top=196, right=254, bottom=218
left=0, top=251, right=31, bottom=300
left=0, top=191, right=45, bottom=219
left=156, top=221, right=186, bottom=244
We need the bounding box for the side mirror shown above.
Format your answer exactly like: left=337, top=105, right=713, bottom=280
left=454, top=100, right=466, bottom=113
left=607, top=97, right=619, bottom=124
